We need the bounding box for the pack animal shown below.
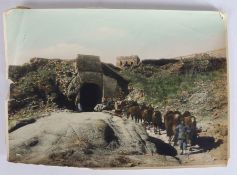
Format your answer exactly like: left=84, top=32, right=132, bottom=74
left=152, top=110, right=163, bottom=134
left=164, top=111, right=182, bottom=145
left=172, top=111, right=182, bottom=145
left=141, top=105, right=154, bottom=127
left=164, top=111, right=175, bottom=144
left=126, top=105, right=141, bottom=123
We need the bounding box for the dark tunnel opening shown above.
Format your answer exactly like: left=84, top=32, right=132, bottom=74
left=79, top=83, right=102, bottom=112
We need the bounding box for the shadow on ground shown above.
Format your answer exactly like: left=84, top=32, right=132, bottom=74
left=148, top=136, right=177, bottom=157
left=196, top=136, right=223, bottom=151
left=187, top=136, right=223, bottom=155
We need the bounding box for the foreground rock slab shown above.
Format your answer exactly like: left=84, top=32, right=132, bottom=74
left=9, top=112, right=179, bottom=167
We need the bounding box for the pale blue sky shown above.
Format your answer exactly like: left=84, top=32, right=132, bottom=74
left=5, top=9, right=226, bottom=65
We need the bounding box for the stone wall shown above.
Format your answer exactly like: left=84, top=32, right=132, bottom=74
left=103, top=75, right=118, bottom=97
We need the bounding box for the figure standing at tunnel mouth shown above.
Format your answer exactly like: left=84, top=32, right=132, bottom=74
left=77, top=103, right=83, bottom=112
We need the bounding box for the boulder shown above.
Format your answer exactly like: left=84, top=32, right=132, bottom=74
left=9, top=112, right=158, bottom=167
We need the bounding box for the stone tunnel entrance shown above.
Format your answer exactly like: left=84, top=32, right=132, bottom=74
left=79, top=83, right=102, bottom=112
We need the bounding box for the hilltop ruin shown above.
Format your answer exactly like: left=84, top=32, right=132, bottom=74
left=116, top=55, right=140, bottom=69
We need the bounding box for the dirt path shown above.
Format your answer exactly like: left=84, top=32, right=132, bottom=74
left=145, top=126, right=226, bottom=166
left=94, top=111, right=226, bottom=166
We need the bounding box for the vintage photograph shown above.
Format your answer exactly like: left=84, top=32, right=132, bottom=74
left=4, top=9, right=228, bottom=168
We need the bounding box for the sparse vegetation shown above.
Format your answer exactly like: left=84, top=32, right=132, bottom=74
left=121, top=65, right=226, bottom=106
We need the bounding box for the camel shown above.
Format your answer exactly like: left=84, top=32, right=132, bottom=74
left=152, top=110, right=162, bottom=135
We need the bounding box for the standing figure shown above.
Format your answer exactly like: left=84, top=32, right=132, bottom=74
left=175, top=120, right=188, bottom=155
left=78, top=103, right=83, bottom=112
left=184, top=115, right=197, bottom=150
left=172, top=111, right=182, bottom=146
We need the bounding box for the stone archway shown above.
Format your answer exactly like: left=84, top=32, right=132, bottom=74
left=79, top=83, right=102, bottom=112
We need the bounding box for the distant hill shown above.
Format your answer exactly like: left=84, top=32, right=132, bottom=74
left=173, top=48, right=226, bottom=59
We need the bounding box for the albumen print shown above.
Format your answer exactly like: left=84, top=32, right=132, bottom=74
left=4, top=9, right=228, bottom=168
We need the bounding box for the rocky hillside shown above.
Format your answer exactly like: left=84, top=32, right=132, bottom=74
left=120, top=49, right=228, bottom=162
left=120, top=50, right=227, bottom=119
left=8, top=57, right=126, bottom=123
left=8, top=58, right=77, bottom=119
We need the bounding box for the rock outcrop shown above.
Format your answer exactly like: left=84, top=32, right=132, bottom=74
left=8, top=55, right=129, bottom=116
left=8, top=112, right=178, bottom=167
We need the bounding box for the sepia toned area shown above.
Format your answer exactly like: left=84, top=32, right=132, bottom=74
left=7, top=48, right=228, bottom=168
